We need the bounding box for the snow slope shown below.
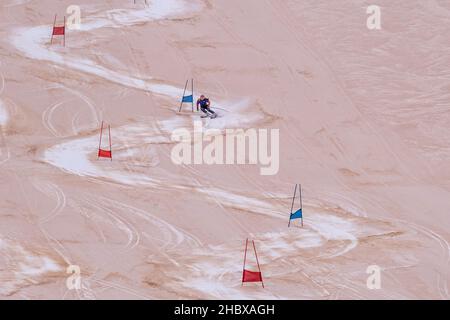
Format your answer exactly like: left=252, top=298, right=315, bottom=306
left=0, top=0, right=449, bottom=299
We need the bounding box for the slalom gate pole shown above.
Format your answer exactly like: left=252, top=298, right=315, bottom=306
left=98, top=121, right=103, bottom=159
left=51, top=14, right=57, bottom=44
left=179, top=80, right=188, bottom=112
left=253, top=240, right=264, bottom=288
left=288, top=184, right=297, bottom=227
left=108, top=125, right=112, bottom=161
left=191, top=78, right=194, bottom=112
left=63, top=16, right=66, bottom=47
left=242, top=238, right=248, bottom=286
left=300, top=184, right=303, bottom=227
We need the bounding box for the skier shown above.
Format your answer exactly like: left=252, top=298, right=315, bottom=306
left=196, top=95, right=217, bottom=118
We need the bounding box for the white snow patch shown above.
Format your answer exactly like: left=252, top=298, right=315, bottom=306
left=11, top=25, right=183, bottom=96
left=3, top=0, right=31, bottom=8
left=0, top=100, right=8, bottom=126
left=204, top=99, right=265, bottom=130
left=158, top=117, right=190, bottom=133
left=10, top=1, right=201, bottom=97
left=0, top=237, right=62, bottom=296
left=10, top=2, right=262, bottom=133
left=19, top=256, right=61, bottom=276
left=9, top=1, right=260, bottom=128
left=259, top=230, right=324, bottom=257
left=308, top=213, right=359, bottom=258
left=43, top=123, right=169, bottom=185
left=181, top=230, right=323, bottom=299
left=197, top=187, right=282, bottom=218
left=105, top=0, right=201, bottom=25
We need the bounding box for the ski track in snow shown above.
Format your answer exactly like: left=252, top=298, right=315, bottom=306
left=10, top=1, right=261, bottom=130
left=398, top=220, right=450, bottom=299
left=41, top=85, right=100, bottom=138
left=40, top=106, right=365, bottom=298
left=101, top=193, right=200, bottom=247
left=30, top=180, right=100, bottom=300
left=25, top=179, right=74, bottom=269
left=0, top=65, right=10, bottom=166
left=11, top=1, right=198, bottom=100
left=78, top=193, right=202, bottom=251
left=40, top=113, right=368, bottom=298
left=5, top=0, right=425, bottom=299
left=180, top=221, right=358, bottom=299
left=0, top=236, right=63, bottom=297
left=2, top=0, right=31, bottom=8
left=0, top=99, right=8, bottom=130
left=42, top=119, right=286, bottom=220
left=32, top=180, right=67, bottom=225
left=42, top=101, right=68, bottom=138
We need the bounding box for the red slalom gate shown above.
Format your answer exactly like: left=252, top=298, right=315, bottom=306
left=241, top=238, right=264, bottom=288
left=98, top=121, right=112, bottom=160
left=51, top=15, right=66, bottom=46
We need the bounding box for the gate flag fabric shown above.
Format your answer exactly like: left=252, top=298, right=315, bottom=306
left=182, top=94, right=193, bottom=103
left=288, top=184, right=304, bottom=227
left=51, top=15, right=66, bottom=46
left=178, top=79, right=194, bottom=112
left=241, top=239, right=264, bottom=288
left=98, top=121, right=112, bottom=160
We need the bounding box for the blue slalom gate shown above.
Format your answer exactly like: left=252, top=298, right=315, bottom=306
left=179, top=79, right=194, bottom=112
left=288, top=184, right=303, bottom=227
left=181, top=94, right=193, bottom=103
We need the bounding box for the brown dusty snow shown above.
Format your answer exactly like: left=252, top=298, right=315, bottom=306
left=0, top=0, right=449, bottom=299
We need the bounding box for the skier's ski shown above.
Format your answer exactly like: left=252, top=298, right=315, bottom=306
left=200, top=113, right=217, bottom=119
